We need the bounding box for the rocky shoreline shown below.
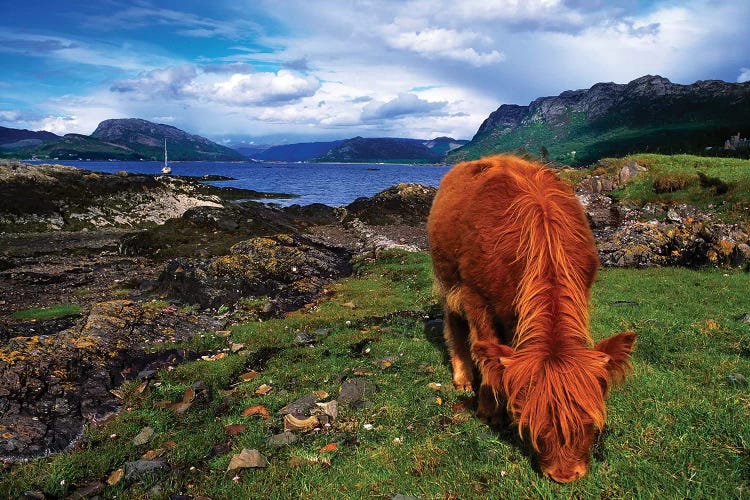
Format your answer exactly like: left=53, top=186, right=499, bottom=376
left=1, top=158, right=749, bottom=460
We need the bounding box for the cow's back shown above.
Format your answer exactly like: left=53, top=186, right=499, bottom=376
left=427, top=156, right=597, bottom=327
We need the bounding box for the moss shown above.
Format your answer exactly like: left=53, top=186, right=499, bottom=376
left=11, top=304, right=81, bottom=321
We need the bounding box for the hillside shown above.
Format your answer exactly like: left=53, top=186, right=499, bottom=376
left=20, top=133, right=143, bottom=161
left=0, top=126, right=59, bottom=151
left=252, top=140, right=346, bottom=161
left=448, top=75, right=750, bottom=166
left=91, top=119, right=245, bottom=161
left=315, top=136, right=444, bottom=163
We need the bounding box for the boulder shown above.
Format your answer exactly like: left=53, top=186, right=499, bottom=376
left=343, top=183, right=437, bottom=225
left=159, top=233, right=352, bottom=312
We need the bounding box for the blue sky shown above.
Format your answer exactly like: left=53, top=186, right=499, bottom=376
left=1, top=0, right=749, bottom=145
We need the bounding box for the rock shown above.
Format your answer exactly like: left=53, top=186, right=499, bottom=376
left=133, top=426, right=154, bottom=446
left=619, top=161, right=647, bottom=185
left=266, top=431, right=297, bottom=448
left=0, top=300, right=220, bottom=459
left=158, top=233, right=352, bottom=312
left=293, top=332, right=316, bottom=346
left=344, top=183, right=437, bottom=226
left=733, top=243, right=750, bottom=267
left=280, top=393, right=322, bottom=417
left=123, top=460, right=168, bottom=483
left=338, top=378, right=378, bottom=409
left=64, top=480, right=105, bottom=499
left=226, top=448, right=267, bottom=471
left=726, top=373, right=748, bottom=388
left=666, top=208, right=681, bottom=223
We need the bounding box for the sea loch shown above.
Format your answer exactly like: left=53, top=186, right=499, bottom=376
left=29, top=160, right=452, bottom=207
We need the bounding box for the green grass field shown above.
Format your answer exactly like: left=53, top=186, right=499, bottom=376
left=2, top=250, right=749, bottom=499
left=10, top=303, right=81, bottom=321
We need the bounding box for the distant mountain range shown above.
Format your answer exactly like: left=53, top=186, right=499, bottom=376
left=0, top=120, right=466, bottom=163
left=3, top=75, right=749, bottom=165
left=239, top=136, right=467, bottom=163
left=448, top=75, right=750, bottom=165
left=0, top=119, right=245, bottom=161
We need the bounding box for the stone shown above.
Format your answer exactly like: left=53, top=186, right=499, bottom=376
left=293, top=332, right=316, bottom=346
left=280, top=393, right=322, bottom=417
left=619, top=161, right=647, bottom=185
left=123, top=460, right=168, bottom=483
left=266, top=431, right=297, bottom=448
left=338, top=378, right=377, bottom=408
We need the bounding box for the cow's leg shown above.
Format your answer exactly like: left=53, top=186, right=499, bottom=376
left=462, top=290, right=506, bottom=425
left=443, top=309, right=473, bottom=391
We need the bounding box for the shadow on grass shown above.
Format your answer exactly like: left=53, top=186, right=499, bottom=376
left=421, top=309, right=539, bottom=476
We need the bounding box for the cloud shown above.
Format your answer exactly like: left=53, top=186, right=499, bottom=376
left=203, top=63, right=256, bottom=74
left=361, top=93, right=447, bottom=121
left=283, top=58, right=311, bottom=72
left=0, top=110, right=22, bottom=122
left=36, top=115, right=83, bottom=135
left=110, top=65, right=198, bottom=99
left=0, top=37, right=78, bottom=54
left=83, top=5, right=261, bottom=41
left=210, top=70, right=321, bottom=105
left=381, top=25, right=504, bottom=66
left=739, top=68, right=750, bottom=83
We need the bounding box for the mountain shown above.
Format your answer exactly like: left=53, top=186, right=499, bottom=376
left=91, top=118, right=245, bottom=161
left=232, top=144, right=273, bottom=158
left=24, top=133, right=143, bottom=160
left=2, top=119, right=247, bottom=161
left=315, top=137, right=445, bottom=163
left=422, top=136, right=469, bottom=156
left=448, top=75, right=750, bottom=166
left=251, top=140, right=347, bottom=161
left=0, top=126, right=59, bottom=151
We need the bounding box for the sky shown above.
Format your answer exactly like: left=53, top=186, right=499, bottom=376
left=1, top=0, right=749, bottom=145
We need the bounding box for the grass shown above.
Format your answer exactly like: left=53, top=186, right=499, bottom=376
left=2, top=250, right=749, bottom=498
left=556, top=153, right=750, bottom=223
left=10, top=303, right=81, bottom=321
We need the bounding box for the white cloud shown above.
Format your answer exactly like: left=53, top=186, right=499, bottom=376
left=381, top=25, right=504, bottom=66
left=361, top=93, right=447, bottom=121
left=0, top=110, right=22, bottom=122
left=111, top=65, right=198, bottom=99
left=738, top=68, right=750, bottom=83
left=210, top=70, right=321, bottom=105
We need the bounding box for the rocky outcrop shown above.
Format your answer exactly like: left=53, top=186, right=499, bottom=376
left=159, top=233, right=351, bottom=314
left=0, top=300, right=223, bottom=458
left=574, top=159, right=750, bottom=269
left=0, top=161, right=288, bottom=232
left=343, top=183, right=437, bottom=225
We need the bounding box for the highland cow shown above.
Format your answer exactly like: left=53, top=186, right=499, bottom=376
left=427, top=155, right=635, bottom=483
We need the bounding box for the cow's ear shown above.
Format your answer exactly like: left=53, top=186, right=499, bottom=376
left=595, top=331, right=636, bottom=384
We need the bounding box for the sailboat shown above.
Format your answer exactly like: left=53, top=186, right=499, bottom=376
left=161, top=138, right=171, bottom=174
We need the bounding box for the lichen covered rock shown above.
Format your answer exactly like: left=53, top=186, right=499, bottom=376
left=159, top=233, right=352, bottom=312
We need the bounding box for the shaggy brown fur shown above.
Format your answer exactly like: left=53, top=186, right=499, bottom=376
left=427, top=155, right=635, bottom=483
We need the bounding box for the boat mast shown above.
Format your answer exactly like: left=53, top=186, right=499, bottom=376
left=164, top=138, right=168, bottom=167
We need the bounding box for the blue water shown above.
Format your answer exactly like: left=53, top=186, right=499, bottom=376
left=30, top=160, right=452, bottom=207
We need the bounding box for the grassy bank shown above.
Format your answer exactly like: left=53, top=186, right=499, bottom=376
left=560, top=153, right=750, bottom=223
left=2, top=251, right=749, bottom=498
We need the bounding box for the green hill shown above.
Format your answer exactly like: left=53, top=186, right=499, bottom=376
left=315, top=137, right=444, bottom=163
left=26, top=134, right=142, bottom=160
left=448, top=75, right=750, bottom=166
left=1, top=119, right=246, bottom=161
left=90, top=119, right=245, bottom=161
